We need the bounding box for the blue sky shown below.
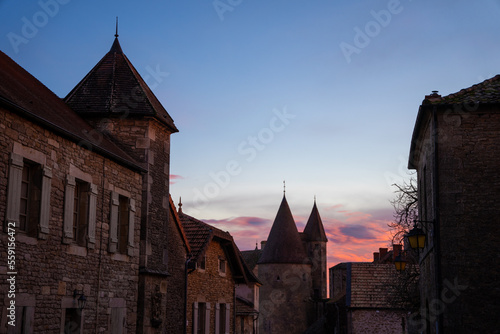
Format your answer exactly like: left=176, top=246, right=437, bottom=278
left=2, top=0, right=499, bottom=265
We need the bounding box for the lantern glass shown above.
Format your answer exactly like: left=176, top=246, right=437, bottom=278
left=394, top=254, right=407, bottom=272
left=407, top=227, right=426, bottom=249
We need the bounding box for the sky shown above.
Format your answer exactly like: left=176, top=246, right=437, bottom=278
left=1, top=0, right=500, bottom=269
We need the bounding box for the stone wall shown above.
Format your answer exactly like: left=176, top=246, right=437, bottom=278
left=186, top=240, right=235, bottom=334
left=0, top=107, right=142, bottom=332
left=349, top=309, right=406, bottom=334
left=258, top=263, right=312, bottom=334
left=411, top=104, right=500, bottom=333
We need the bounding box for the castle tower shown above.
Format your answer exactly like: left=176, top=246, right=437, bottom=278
left=302, top=199, right=328, bottom=300
left=257, top=195, right=312, bottom=334
left=65, top=34, right=180, bottom=333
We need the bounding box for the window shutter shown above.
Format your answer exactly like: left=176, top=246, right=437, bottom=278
left=215, top=303, right=220, bottom=333
left=225, top=303, right=230, bottom=334
left=87, top=183, right=98, bottom=249
left=127, top=198, right=136, bottom=256
left=205, top=303, right=211, bottom=334
left=109, top=191, right=119, bottom=253
left=38, top=165, right=52, bottom=239
left=193, top=302, right=198, bottom=334
left=5, top=153, right=23, bottom=229
left=62, top=175, right=76, bottom=244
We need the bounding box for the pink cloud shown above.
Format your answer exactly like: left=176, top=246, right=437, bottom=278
left=199, top=207, right=394, bottom=277
left=169, top=174, right=184, bottom=185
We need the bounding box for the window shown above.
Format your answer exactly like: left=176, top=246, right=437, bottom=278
left=199, top=256, right=206, bottom=271
left=19, top=161, right=42, bottom=237
left=63, top=175, right=97, bottom=248
left=198, top=303, right=206, bottom=334
left=117, top=195, right=130, bottom=254
left=6, top=153, right=51, bottom=239
left=219, top=258, right=226, bottom=275
left=216, top=303, right=230, bottom=334
left=73, top=180, right=89, bottom=247
left=64, top=308, right=82, bottom=334
left=193, top=302, right=210, bottom=334
left=109, top=191, right=135, bottom=255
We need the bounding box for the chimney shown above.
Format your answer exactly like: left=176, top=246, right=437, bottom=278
left=424, top=90, right=442, bottom=102
left=373, top=252, right=380, bottom=263
left=260, top=240, right=267, bottom=251
left=379, top=248, right=388, bottom=259
left=393, top=244, right=402, bottom=260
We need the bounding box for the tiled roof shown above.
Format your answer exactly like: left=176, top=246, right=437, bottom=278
left=178, top=212, right=218, bottom=261
left=65, top=37, right=178, bottom=133
left=303, top=201, right=328, bottom=242
left=241, top=248, right=262, bottom=271
left=236, top=297, right=258, bottom=315
left=179, top=210, right=260, bottom=285
left=258, top=196, right=309, bottom=264
left=424, top=74, right=500, bottom=105
left=348, top=263, right=401, bottom=309
left=0, top=50, right=145, bottom=173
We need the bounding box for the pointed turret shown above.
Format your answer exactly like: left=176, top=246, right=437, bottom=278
left=303, top=200, right=327, bottom=242
left=64, top=36, right=178, bottom=132
left=258, top=196, right=308, bottom=264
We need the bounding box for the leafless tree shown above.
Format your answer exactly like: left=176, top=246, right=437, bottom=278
left=388, top=175, right=418, bottom=244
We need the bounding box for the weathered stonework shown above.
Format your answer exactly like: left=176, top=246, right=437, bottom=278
left=0, top=108, right=142, bottom=333
left=409, top=95, right=500, bottom=333
left=186, top=241, right=235, bottom=334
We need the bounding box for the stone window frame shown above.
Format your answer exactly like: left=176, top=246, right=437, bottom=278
left=62, top=169, right=97, bottom=249
left=5, top=151, right=52, bottom=240
left=193, top=302, right=210, bottom=334
left=60, top=297, right=84, bottom=334
left=0, top=293, right=35, bottom=331
left=198, top=255, right=206, bottom=272
left=215, top=302, right=230, bottom=334
left=218, top=257, right=226, bottom=276
left=108, top=190, right=135, bottom=256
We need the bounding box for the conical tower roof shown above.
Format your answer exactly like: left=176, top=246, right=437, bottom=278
left=303, top=200, right=327, bottom=242
left=258, top=196, right=308, bottom=264
left=65, top=36, right=178, bottom=132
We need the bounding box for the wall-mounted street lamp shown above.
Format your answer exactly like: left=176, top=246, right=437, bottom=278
left=406, top=226, right=426, bottom=250
left=73, top=289, right=87, bottom=310
left=394, top=252, right=407, bottom=272
left=406, top=219, right=434, bottom=251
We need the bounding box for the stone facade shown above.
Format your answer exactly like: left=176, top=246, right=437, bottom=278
left=258, top=263, right=313, bottom=333
left=0, top=36, right=191, bottom=334
left=244, top=196, right=327, bottom=334
left=186, top=241, right=235, bottom=334
left=408, top=83, right=500, bottom=333
left=329, top=262, right=410, bottom=334
left=0, top=103, right=142, bottom=332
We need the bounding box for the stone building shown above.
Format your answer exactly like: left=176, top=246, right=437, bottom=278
left=0, top=33, right=192, bottom=333
left=329, top=262, right=411, bottom=334
left=242, top=195, right=328, bottom=334
left=0, top=47, right=145, bottom=332
left=63, top=34, right=185, bottom=333
left=178, top=202, right=260, bottom=334
left=408, top=76, right=500, bottom=333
